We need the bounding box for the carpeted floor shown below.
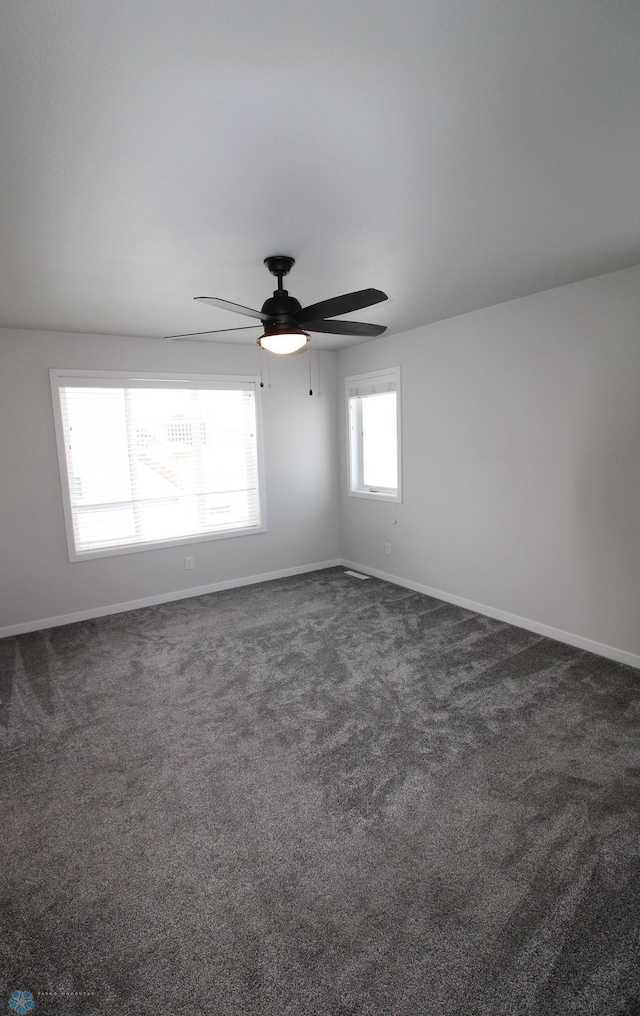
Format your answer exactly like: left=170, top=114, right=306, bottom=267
left=1, top=568, right=639, bottom=1015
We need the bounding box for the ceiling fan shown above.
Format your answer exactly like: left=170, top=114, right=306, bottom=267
left=165, top=255, right=388, bottom=354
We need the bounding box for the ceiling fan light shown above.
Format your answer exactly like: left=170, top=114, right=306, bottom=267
left=258, top=331, right=309, bottom=355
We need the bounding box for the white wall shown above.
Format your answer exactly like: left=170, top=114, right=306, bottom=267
left=338, top=265, right=640, bottom=665
left=3, top=265, right=640, bottom=665
left=0, top=329, right=340, bottom=632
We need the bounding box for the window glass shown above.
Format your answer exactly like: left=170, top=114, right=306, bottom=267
left=362, top=392, right=398, bottom=489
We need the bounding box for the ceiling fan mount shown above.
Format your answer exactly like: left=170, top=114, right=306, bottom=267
left=165, top=255, right=389, bottom=351
left=260, top=256, right=303, bottom=322
left=263, top=254, right=295, bottom=279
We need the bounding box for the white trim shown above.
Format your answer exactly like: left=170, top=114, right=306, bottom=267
left=346, top=366, right=402, bottom=504
left=341, top=560, right=640, bottom=670
left=0, top=560, right=342, bottom=638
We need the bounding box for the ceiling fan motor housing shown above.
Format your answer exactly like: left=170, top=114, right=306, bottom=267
left=261, top=291, right=303, bottom=333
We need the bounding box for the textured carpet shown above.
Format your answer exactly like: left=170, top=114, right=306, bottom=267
left=1, top=568, right=638, bottom=1015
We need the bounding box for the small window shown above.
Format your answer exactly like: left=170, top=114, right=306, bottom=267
left=346, top=367, right=402, bottom=502
left=50, top=370, right=266, bottom=561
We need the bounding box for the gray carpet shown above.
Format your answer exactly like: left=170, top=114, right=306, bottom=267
left=1, top=568, right=638, bottom=1015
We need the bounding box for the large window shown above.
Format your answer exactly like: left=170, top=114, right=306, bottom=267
left=346, top=367, right=402, bottom=502
left=50, top=370, right=265, bottom=560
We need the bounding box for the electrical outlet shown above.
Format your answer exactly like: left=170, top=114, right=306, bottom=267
left=385, top=543, right=392, bottom=556
left=184, top=556, right=193, bottom=570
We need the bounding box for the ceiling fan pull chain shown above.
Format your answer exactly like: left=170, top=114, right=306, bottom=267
left=308, top=338, right=313, bottom=396
left=259, top=340, right=264, bottom=387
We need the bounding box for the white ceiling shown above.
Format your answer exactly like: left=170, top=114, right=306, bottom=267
left=1, top=0, right=639, bottom=350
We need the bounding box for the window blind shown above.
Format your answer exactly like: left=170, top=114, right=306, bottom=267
left=347, top=379, right=396, bottom=398
left=51, top=371, right=264, bottom=559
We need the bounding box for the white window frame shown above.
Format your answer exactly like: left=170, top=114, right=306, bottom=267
left=346, top=366, right=402, bottom=503
left=50, top=369, right=267, bottom=562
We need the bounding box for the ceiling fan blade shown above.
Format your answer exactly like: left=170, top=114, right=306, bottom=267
left=164, top=325, right=262, bottom=341
left=305, top=319, right=387, bottom=337
left=294, top=288, right=387, bottom=325
left=194, top=296, right=270, bottom=321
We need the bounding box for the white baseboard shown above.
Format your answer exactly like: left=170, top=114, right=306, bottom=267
left=0, top=560, right=342, bottom=638
left=341, top=560, right=640, bottom=671
left=4, top=558, right=639, bottom=671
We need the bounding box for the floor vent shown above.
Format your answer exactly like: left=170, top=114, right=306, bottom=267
left=344, top=570, right=371, bottom=580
